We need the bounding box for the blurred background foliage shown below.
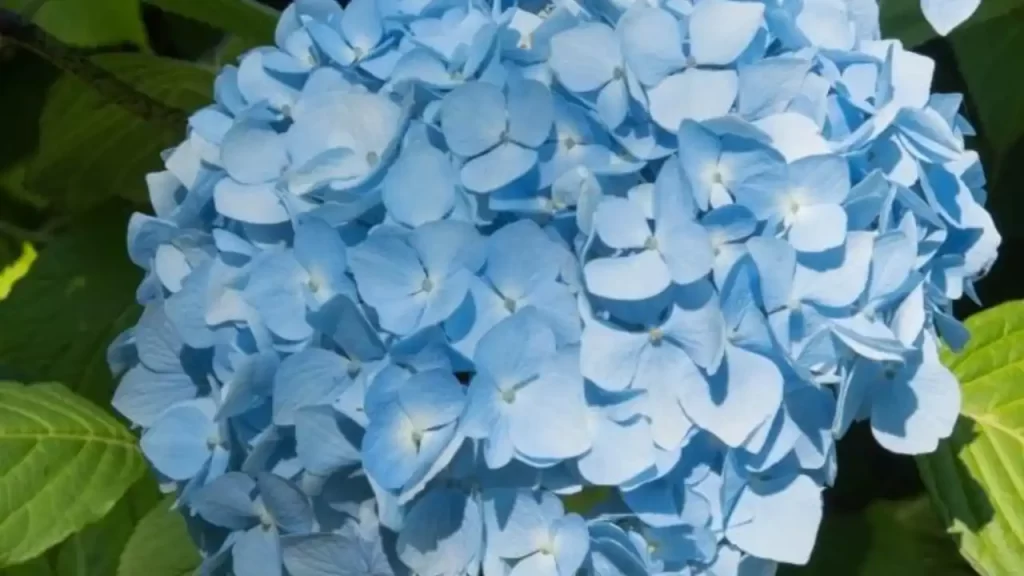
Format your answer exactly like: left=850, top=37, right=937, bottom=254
left=0, top=0, right=1022, bottom=574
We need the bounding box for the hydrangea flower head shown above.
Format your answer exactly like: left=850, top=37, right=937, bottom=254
left=110, top=0, right=999, bottom=574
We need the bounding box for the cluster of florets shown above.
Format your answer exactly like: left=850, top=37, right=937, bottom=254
left=109, top=0, right=999, bottom=574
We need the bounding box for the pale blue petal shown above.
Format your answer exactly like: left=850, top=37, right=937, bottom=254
left=581, top=320, right=649, bottom=392
left=787, top=154, right=850, bottom=205
left=726, top=475, right=822, bottom=565
left=549, top=23, right=621, bottom=92
left=257, top=472, right=313, bottom=534
left=487, top=220, right=564, bottom=299
left=553, top=514, right=590, bottom=574
left=662, top=301, right=727, bottom=372
left=577, top=415, right=657, bottom=486
left=680, top=345, right=782, bottom=447
left=649, top=69, right=738, bottom=132
left=295, top=405, right=362, bottom=475
left=593, top=196, right=651, bottom=250
left=214, top=180, right=290, bottom=225
left=745, top=236, right=796, bottom=312
left=441, top=82, right=507, bottom=158
left=398, top=369, right=466, bottom=430
left=233, top=526, right=283, bottom=576
left=584, top=251, right=672, bottom=301
left=340, top=0, right=383, bottom=53
left=140, top=402, right=213, bottom=481
left=618, top=5, right=686, bottom=86
left=461, top=143, right=538, bottom=193
left=872, top=350, right=960, bottom=454
left=273, top=348, right=349, bottom=426
left=362, top=408, right=418, bottom=490
left=789, top=204, right=848, bottom=253
left=474, top=311, right=556, bottom=386
left=656, top=216, right=715, bottom=285
left=193, top=472, right=257, bottom=529
left=507, top=79, right=555, bottom=148
left=511, top=348, right=592, bottom=461
left=397, top=489, right=484, bottom=575
left=220, top=120, right=288, bottom=183
left=383, top=141, right=457, bottom=228
left=113, top=366, right=198, bottom=427
left=689, top=0, right=765, bottom=65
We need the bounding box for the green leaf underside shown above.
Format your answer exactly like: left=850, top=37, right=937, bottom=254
left=25, top=53, right=212, bottom=210
left=145, top=0, right=277, bottom=44
left=782, top=497, right=974, bottom=575
left=918, top=300, right=1024, bottom=575
left=0, top=0, right=149, bottom=49
left=0, top=206, right=141, bottom=405
left=118, top=494, right=201, bottom=576
left=0, top=382, right=145, bottom=567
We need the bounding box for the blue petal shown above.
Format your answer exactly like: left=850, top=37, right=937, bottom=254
left=648, top=69, right=738, bottom=132
left=340, top=0, right=384, bottom=52
left=382, top=141, right=457, bottom=228
left=618, top=5, right=686, bottom=87
left=680, top=345, right=782, bottom=448
left=511, top=347, right=592, bottom=461
left=214, top=180, right=290, bottom=225
left=362, top=408, right=419, bottom=491
left=295, top=405, right=362, bottom=475
left=273, top=348, right=350, bottom=426
left=113, top=365, right=198, bottom=427
left=594, top=196, right=651, bottom=250
left=507, top=78, right=555, bottom=148
left=141, top=401, right=214, bottom=481
left=662, top=301, right=727, bottom=372
left=233, top=526, right=283, bottom=576
left=441, top=82, right=507, bottom=158
left=689, top=0, right=765, bottom=65
left=486, top=220, right=564, bottom=300
left=584, top=251, right=671, bottom=301
left=745, top=236, right=796, bottom=312
left=580, top=320, right=649, bottom=392
left=397, top=489, right=484, bottom=575
left=549, top=23, right=621, bottom=92
left=258, top=472, right=313, bottom=534
left=461, top=143, right=538, bottom=194
left=577, top=413, right=656, bottom=486
left=399, top=369, right=466, bottom=430
left=474, top=311, right=555, bottom=385
left=726, top=474, right=823, bottom=565
left=871, top=347, right=960, bottom=454
left=789, top=203, right=848, bottom=253
left=193, top=472, right=257, bottom=530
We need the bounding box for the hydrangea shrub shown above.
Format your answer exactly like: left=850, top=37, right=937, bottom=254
left=109, top=0, right=1000, bottom=574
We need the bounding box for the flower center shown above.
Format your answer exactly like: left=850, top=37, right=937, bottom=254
left=504, top=297, right=517, bottom=313
left=644, top=236, right=659, bottom=251
left=421, top=277, right=434, bottom=292
left=649, top=327, right=664, bottom=345
left=612, top=66, right=624, bottom=81
left=501, top=388, right=517, bottom=404
left=366, top=151, right=379, bottom=167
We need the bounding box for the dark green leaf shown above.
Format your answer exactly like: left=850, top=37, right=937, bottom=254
left=22, top=53, right=212, bottom=210
left=118, top=494, right=201, bottom=576
left=917, top=300, right=1024, bottom=575
left=0, top=0, right=149, bottom=49
left=781, top=497, right=975, bottom=575
left=145, top=0, right=277, bottom=46
left=0, top=203, right=140, bottom=405
left=881, top=0, right=1024, bottom=48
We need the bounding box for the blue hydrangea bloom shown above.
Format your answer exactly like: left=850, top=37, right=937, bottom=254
left=111, top=0, right=999, bottom=574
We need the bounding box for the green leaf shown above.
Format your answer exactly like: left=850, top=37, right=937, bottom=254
left=0, top=381, right=146, bottom=567
left=0, top=0, right=149, bottom=49
left=0, top=204, right=141, bottom=405
left=118, top=494, right=201, bottom=576
left=917, top=300, right=1024, bottom=575
left=781, top=497, right=975, bottom=576
left=24, top=53, right=212, bottom=210
left=881, top=0, right=1024, bottom=48
left=145, top=0, right=277, bottom=45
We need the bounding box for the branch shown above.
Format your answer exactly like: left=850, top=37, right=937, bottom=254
left=0, top=9, right=190, bottom=130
